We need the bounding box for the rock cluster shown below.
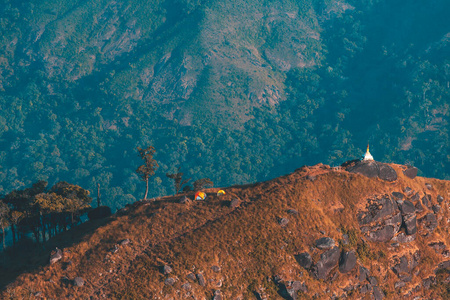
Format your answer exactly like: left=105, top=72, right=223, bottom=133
left=344, top=160, right=397, bottom=182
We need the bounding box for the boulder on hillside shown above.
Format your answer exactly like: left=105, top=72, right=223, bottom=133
left=359, top=266, right=370, bottom=282
left=230, top=198, right=241, bottom=209
left=179, top=196, right=191, bottom=204
left=339, top=251, right=357, bottom=273
left=196, top=273, right=206, bottom=287
left=278, top=281, right=307, bottom=300
left=419, top=213, right=438, bottom=232
left=73, top=277, right=85, bottom=287
left=161, top=265, right=173, bottom=275
left=295, top=252, right=312, bottom=269
left=437, top=195, right=444, bottom=203
left=88, top=206, right=112, bottom=220
left=315, top=237, right=335, bottom=249
left=311, top=247, right=340, bottom=280
left=50, top=247, right=63, bottom=265
left=403, top=166, right=418, bottom=179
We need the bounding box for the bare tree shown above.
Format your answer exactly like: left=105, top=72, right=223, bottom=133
left=166, top=167, right=191, bottom=194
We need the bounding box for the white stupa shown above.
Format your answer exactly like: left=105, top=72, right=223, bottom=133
left=363, top=144, right=374, bottom=161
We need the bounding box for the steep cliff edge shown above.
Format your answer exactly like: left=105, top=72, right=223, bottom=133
left=2, top=162, right=450, bottom=299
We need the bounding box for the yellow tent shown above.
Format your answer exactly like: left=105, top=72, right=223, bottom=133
left=217, top=190, right=226, bottom=196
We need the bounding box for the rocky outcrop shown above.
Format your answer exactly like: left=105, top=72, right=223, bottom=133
left=315, top=237, right=335, bottom=249
left=358, top=195, right=402, bottom=242
left=339, top=251, right=356, bottom=273
left=345, top=160, right=397, bottom=182
left=311, top=247, right=340, bottom=280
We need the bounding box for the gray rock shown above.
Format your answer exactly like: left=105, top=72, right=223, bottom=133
left=437, top=195, right=444, bottom=203
left=186, top=273, right=196, bottom=281
left=378, top=163, right=397, bottom=181
left=230, top=198, right=241, bottom=209
left=73, top=277, right=84, bottom=287
left=358, top=196, right=399, bottom=225
left=392, top=256, right=409, bottom=275
left=422, top=195, right=432, bottom=208
left=425, top=183, right=433, bottom=190
left=359, top=266, right=370, bottom=282
left=360, top=284, right=372, bottom=293
left=119, top=239, right=130, bottom=246
left=391, top=192, right=404, bottom=200
left=279, top=218, right=289, bottom=227
left=392, top=232, right=415, bottom=243
left=432, top=204, right=441, bottom=213
left=315, top=237, right=335, bottom=249
left=287, top=209, right=298, bottom=215
left=196, top=273, right=206, bottom=286
left=437, top=260, right=450, bottom=271
left=278, top=281, right=307, bottom=300
left=403, top=166, right=418, bottom=179
left=369, top=276, right=378, bottom=286
left=366, top=225, right=395, bottom=242
left=399, top=201, right=415, bottom=215
left=419, top=213, right=438, bottom=232
left=213, top=290, right=222, bottom=300
left=311, top=247, right=340, bottom=280
left=212, top=265, right=221, bottom=273
left=404, top=215, right=417, bottom=235
left=404, top=187, right=413, bottom=196
left=50, top=247, right=63, bottom=265
left=415, top=201, right=424, bottom=213
left=385, top=212, right=402, bottom=233
left=181, top=282, right=191, bottom=291
left=423, top=276, right=436, bottom=289
left=373, top=286, right=384, bottom=300
left=410, top=192, right=420, bottom=202
left=295, top=252, right=312, bottom=269
left=339, top=251, right=356, bottom=273
left=162, top=265, right=173, bottom=275
left=164, top=277, right=176, bottom=286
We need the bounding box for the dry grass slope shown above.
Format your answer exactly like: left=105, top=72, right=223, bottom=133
left=2, top=163, right=450, bottom=299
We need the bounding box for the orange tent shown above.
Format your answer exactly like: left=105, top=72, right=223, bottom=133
left=195, top=191, right=206, bottom=200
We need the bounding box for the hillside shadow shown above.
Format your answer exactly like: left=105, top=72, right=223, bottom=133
left=0, top=217, right=113, bottom=291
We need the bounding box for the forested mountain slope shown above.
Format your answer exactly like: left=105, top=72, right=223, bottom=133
left=1, top=0, right=450, bottom=209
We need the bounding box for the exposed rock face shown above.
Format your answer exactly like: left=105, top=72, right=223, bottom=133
left=339, top=251, right=356, bottom=273
left=230, top=198, right=241, bottom=209
left=399, top=200, right=417, bottom=235
left=311, top=247, right=340, bottom=280
left=279, top=218, right=289, bottom=227
left=164, top=277, right=176, bottom=286
left=162, top=265, right=173, bottom=275
left=315, top=237, right=335, bottom=249
left=179, top=196, right=191, bottom=204
left=295, top=252, right=312, bottom=269
left=358, top=195, right=402, bottom=242
left=345, top=160, right=397, bottom=182
left=403, top=166, right=418, bottom=179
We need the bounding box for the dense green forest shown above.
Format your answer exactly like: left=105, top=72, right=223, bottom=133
left=0, top=0, right=450, bottom=210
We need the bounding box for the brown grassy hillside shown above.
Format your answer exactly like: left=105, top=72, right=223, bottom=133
left=2, top=163, right=450, bottom=299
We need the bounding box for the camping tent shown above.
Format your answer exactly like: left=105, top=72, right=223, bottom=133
left=217, top=190, right=226, bottom=196
left=195, top=191, right=206, bottom=200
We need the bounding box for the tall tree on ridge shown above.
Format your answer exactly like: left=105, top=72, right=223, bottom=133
left=136, top=146, right=159, bottom=200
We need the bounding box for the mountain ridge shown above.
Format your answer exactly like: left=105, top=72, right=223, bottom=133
left=2, top=161, right=450, bottom=299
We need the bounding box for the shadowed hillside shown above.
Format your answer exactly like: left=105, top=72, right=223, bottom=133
left=2, top=162, right=450, bottom=299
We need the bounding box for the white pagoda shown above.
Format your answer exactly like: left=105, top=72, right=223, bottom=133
left=363, top=144, right=374, bottom=161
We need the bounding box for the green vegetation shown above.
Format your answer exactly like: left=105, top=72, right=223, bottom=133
left=0, top=181, right=91, bottom=248
left=0, top=0, right=450, bottom=212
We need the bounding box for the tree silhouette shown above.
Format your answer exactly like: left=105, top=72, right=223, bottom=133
left=136, top=146, right=159, bottom=200
left=166, top=167, right=191, bottom=194
left=193, top=178, right=214, bottom=191
left=0, top=201, right=10, bottom=250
